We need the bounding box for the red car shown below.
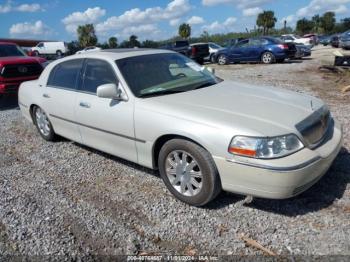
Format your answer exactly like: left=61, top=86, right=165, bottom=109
left=0, top=42, right=47, bottom=96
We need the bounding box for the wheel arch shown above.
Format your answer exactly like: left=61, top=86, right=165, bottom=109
left=152, top=134, right=210, bottom=169
left=29, top=104, right=39, bottom=124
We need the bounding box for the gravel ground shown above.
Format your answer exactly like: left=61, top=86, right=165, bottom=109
left=0, top=46, right=349, bottom=258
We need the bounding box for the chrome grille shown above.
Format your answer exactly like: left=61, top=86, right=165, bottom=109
left=295, top=106, right=330, bottom=146
left=1, top=63, right=43, bottom=78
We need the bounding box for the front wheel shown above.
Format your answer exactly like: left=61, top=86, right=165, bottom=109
left=261, top=51, right=275, bottom=64
left=217, top=54, right=228, bottom=65
left=33, top=106, right=56, bottom=141
left=210, top=54, right=216, bottom=63
left=33, top=51, right=39, bottom=56
left=158, top=139, right=221, bottom=206
left=56, top=50, right=63, bottom=57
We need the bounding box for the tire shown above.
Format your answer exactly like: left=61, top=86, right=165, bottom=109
left=210, top=54, right=216, bottom=63
left=56, top=50, right=63, bottom=57
left=196, top=58, right=204, bottom=65
left=261, top=51, right=275, bottom=64
left=217, top=54, right=228, bottom=65
left=33, top=51, right=39, bottom=56
left=33, top=106, right=56, bottom=141
left=158, top=139, right=221, bottom=206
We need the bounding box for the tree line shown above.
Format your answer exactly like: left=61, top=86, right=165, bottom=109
left=69, top=10, right=349, bottom=53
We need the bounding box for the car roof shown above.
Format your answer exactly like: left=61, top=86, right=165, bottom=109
left=63, top=48, right=175, bottom=62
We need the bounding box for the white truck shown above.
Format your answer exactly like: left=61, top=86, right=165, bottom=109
left=31, top=42, right=68, bottom=57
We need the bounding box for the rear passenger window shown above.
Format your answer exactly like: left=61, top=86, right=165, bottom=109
left=81, top=59, right=117, bottom=94
left=47, top=59, right=83, bottom=89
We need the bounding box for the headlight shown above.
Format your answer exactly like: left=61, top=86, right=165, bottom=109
left=228, top=134, right=304, bottom=159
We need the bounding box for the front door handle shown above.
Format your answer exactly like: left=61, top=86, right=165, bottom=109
left=43, top=93, right=50, bottom=98
left=79, top=102, right=91, bottom=108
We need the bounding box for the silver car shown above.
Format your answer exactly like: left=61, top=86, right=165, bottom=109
left=18, top=49, right=343, bottom=206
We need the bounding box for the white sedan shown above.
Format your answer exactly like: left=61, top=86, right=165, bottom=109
left=281, top=34, right=313, bottom=47
left=18, top=49, right=342, bottom=206
left=76, top=46, right=101, bottom=54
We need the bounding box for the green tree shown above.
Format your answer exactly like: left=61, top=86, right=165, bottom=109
left=141, top=40, right=159, bottom=48
left=77, top=24, right=98, bottom=48
left=296, top=18, right=314, bottom=35
left=312, top=15, right=321, bottom=33
left=321, top=12, right=336, bottom=34
left=256, top=10, right=277, bottom=35
left=129, top=35, right=140, bottom=47
left=178, top=23, right=191, bottom=39
left=340, top=17, right=350, bottom=31
left=108, top=37, right=118, bottom=48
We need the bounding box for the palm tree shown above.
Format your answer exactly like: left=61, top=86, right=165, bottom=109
left=129, top=35, right=140, bottom=47
left=77, top=24, right=98, bottom=48
left=178, top=23, right=191, bottom=39
left=108, top=37, right=118, bottom=48
left=256, top=11, right=277, bottom=35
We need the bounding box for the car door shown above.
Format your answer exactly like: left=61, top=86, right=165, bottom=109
left=229, top=39, right=249, bottom=62
left=75, top=58, right=137, bottom=162
left=41, top=58, right=84, bottom=142
left=241, top=39, right=262, bottom=61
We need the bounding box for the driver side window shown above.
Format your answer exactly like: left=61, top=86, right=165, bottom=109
left=234, top=40, right=249, bottom=48
left=81, top=59, right=118, bottom=94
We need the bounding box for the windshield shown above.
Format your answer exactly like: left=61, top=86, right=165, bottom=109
left=209, top=43, right=222, bottom=49
left=0, top=44, right=26, bottom=57
left=116, top=53, right=219, bottom=98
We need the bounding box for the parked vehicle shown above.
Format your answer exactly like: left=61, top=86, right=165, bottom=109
left=76, top=46, right=102, bottom=54
left=0, top=42, right=46, bottom=95
left=213, top=37, right=297, bottom=65
left=191, top=42, right=223, bottom=63
left=331, top=35, right=340, bottom=48
left=281, top=34, right=313, bottom=48
left=18, top=49, right=342, bottom=206
left=303, top=34, right=319, bottom=45
left=340, top=30, right=350, bottom=50
left=319, top=35, right=331, bottom=46
left=294, top=44, right=312, bottom=59
left=161, top=41, right=209, bottom=64
left=31, top=41, right=68, bottom=57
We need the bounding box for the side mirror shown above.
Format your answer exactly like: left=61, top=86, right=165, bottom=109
left=97, top=83, right=128, bottom=101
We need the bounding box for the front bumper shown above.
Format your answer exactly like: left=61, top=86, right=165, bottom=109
left=0, top=83, right=20, bottom=94
left=213, top=120, right=343, bottom=199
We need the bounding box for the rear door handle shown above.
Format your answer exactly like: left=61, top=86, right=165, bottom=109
left=79, top=102, right=91, bottom=108
left=43, top=93, right=50, bottom=98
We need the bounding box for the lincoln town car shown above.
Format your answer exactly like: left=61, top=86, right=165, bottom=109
left=18, top=49, right=343, bottom=206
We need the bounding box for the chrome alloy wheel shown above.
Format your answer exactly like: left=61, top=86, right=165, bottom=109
left=218, top=55, right=227, bottom=65
left=262, top=52, right=273, bottom=64
left=35, top=107, right=51, bottom=136
left=165, top=150, right=203, bottom=197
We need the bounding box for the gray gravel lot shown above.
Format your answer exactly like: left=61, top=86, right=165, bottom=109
left=0, top=46, right=349, bottom=257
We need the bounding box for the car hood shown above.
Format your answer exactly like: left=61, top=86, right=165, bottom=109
left=138, top=81, right=324, bottom=137
left=0, top=56, right=45, bottom=65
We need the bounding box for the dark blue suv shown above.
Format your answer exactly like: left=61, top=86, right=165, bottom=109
left=214, top=37, right=296, bottom=65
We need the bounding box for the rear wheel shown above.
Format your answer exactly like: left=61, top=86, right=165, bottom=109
left=217, top=54, right=228, bottom=65
left=33, top=106, right=56, bottom=141
left=158, top=139, right=221, bottom=206
left=261, top=51, right=275, bottom=64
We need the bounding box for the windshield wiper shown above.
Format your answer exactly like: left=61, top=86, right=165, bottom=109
left=138, top=90, right=185, bottom=98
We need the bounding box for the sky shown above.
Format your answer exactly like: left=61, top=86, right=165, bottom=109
left=0, top=0, right=349, bottom=42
